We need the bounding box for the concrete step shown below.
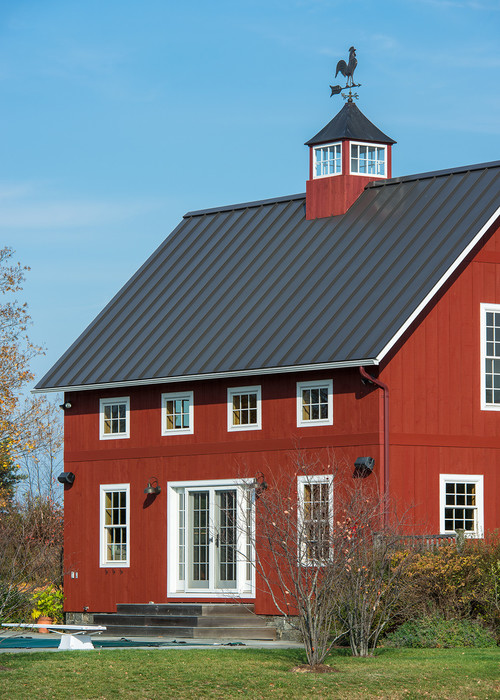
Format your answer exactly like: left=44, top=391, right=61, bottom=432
left=94, top=614, right=266, bottom=628
left=94, top=624, right=276, bottom=640
left=116, top=603, right=255, bottom=616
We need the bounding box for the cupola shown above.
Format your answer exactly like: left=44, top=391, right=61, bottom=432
left=305, top=100, right=396, bottom=219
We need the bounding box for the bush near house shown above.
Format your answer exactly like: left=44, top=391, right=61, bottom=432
left=383, top=532, right=500, bottom=646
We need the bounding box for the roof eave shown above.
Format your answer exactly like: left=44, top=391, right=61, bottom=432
left=32, top=358, right=380, bottom=394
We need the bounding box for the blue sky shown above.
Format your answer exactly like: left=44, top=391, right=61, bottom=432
left=1, top=0, right=499, bottom=387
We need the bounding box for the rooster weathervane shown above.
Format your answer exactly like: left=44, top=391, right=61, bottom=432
left=330, top=46, right=361, bottom=101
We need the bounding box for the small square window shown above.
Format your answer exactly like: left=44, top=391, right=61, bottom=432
left=297, top=380, right=333, bottom=427
left=350, top=142, right=386, bottom=176
left=227, top=386, right=262, bottom=431
left=99, top=397, right=130, bottom=440
left=313, top=142, right=342, bottom=178
left=161, top=391, right=194, bottom=435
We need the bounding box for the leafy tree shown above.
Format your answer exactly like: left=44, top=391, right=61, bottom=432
left=0, top=246, right=61, bottom=505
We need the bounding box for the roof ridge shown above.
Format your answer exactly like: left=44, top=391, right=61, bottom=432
left=184, top=193, right=305, bottom=218
left=369, top=160, right=500, bottom=189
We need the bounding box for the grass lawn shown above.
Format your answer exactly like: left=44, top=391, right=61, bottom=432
left=0, top=647, right=498, bottom=699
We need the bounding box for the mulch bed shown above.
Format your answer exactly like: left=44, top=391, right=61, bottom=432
left=291, top=664, right=338, bottom=673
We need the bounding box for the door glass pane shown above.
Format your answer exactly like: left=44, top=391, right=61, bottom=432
left=188, top=491, right=210, bottom=588
left=216, top=490, right=237, bottom=588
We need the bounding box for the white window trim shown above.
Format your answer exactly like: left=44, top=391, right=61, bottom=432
left=480, top=302, right=500, bottom=411
left=297, top=474, right=334, bottom=566
left=167, top=478, right=255, bottom=598
left=349, top=141, right=387, bottom=177
left=227, top=385, right=262, bottom=432
left=161, top=390, right=194, bottom=435
left=100, top=483, right=130, bottom=567
left=99, top=396, right=130, bottom=440
left=439, top=474, right=484, bottom=538
left=312, top=142, right=342, bottom=179
left=296, top=379, right=333, bottom=427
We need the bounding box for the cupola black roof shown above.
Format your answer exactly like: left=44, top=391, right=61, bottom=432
left=305, top=101, right=396, bottom=146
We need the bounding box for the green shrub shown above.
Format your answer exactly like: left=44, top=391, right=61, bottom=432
left=384, top=615, right=497, bottom=648
left=31, top=585, right=63, bottom=622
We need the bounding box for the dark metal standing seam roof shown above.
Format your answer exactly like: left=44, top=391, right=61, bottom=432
left=35, top=161, right=500, bottom=392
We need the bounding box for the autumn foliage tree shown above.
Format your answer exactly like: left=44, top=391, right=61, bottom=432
left=0, top=247, right=64, bottom=620
left=0, top=246, right=58, bottom=506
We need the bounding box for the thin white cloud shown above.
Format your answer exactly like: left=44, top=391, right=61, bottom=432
left=0, top=185, right=163, bottom=229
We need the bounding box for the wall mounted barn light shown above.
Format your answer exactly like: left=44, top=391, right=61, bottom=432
left=353, top=457, right=375, bottom=478
left=59, top=402, right=72, bottom=410
left=58, top=472, right=75, bottom=485
left=144, top=478, right=161, bottom=496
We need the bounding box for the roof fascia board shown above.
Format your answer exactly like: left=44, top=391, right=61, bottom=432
left=32, top=358, right=379, bottom=394
left=376, top=204, right=500, bottom=364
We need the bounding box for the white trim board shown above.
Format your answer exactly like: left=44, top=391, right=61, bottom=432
left=377, top=205, right=500, bottom=363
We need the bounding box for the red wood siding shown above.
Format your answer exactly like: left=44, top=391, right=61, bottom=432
left=62, top=368, right=381, bottom=614
left=380, top=221, right=500, bottom=533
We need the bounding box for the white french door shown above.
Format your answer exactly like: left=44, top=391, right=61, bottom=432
left=168, top=480, right=254, bottom=597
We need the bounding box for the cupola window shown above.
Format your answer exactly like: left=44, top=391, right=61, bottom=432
left=313, top=143, right=341, bottom=178
left=350, top=142, right=386, bottom=176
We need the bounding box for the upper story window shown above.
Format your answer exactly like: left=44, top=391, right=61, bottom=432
left=350, top=142, right=386, bottom=176
left=313, top=143, right=342, bottom=178
left=439, top=474, right=484, bottom=538
left=100, top=484, right=130, bottom=567
left=298, top=475, right=333, bottom=564
left=99, top=397, right=130, bottom=440
left=481, top=303, right=500, bottom=410
left=297, top=379, right=333, bottom=427
left=161, top=391, right=194, bottom=435
left=227, top=385, right=262, bottom=431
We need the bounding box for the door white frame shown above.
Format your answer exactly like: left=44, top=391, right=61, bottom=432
left=167, top=478, right=255, bottom=598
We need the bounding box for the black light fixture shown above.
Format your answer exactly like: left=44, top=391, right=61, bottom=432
left=254, top=471, right=268, bottom=499
left=59, top=402, right=72, bottom=410
left=144, top=478, right=161, bottom=496
left=353, top=457, right=375, bottom=478
left=57, top=471, right=75, bottom=485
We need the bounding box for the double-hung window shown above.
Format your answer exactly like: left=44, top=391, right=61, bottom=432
left=439, top=474, right=484, bottom=537
left=297, top=379, right=333, bottom=426
left=298, top=475, right=333, bottom=564
left=227, top=386, right=262, bottom=431
left=100, top=484, right=130, bottom=566
left=100, top=397, right=130, bottom=439
left=481, top=303, right=500, bottom=410
left=161, top=391, right=194, bottom=435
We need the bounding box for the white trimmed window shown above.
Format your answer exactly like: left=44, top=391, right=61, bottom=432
left=297, top=379, right=333, bottom=426
left=313, top=142, right=342, bottom=178
left=298, top=475, right=333, bottom=564
left=99, top=397, right=130, bottom=439
left=227, top=386, right=261, bottom=431
left=481, top=303, right=500, bottom=410
left=161, top=391, right=194, bottom=435
left=439, top=475, right=484, bottom=538
left=350, top=142, right=386, bottom=176
left=100, top=484, right=130, bottom=566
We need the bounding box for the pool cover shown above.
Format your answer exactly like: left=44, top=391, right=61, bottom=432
left=0, top=636, right=238, bottom=650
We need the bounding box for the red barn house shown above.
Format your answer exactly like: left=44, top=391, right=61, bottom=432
left=36, top=99, right=500, bottom=637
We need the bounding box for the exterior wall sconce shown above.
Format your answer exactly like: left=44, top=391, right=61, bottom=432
left=144, top=478, right=161, bottom=496
left=353, top=456, right=375, bottom=478
left=58, top=472, right=75, bottom=485
left=255, top=471, right=268, bottom=499
left=59, top=402, right=72, bottom=410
